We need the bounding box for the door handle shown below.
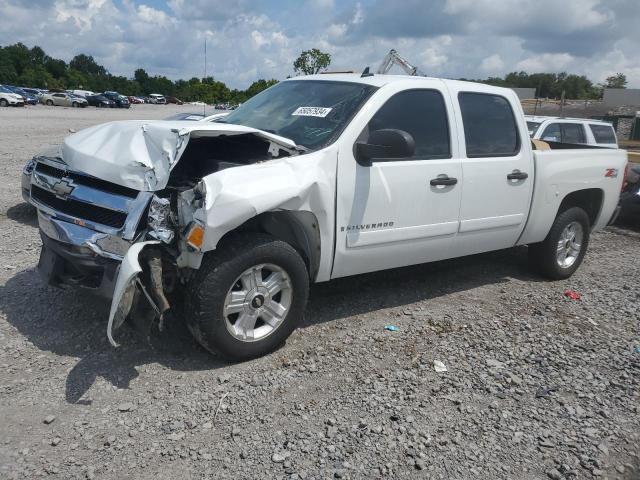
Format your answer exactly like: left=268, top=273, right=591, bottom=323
left=507, top=170, right=528, bottom=180
left=430, top=175, right=458, bottom=186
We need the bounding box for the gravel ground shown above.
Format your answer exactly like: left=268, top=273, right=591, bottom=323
left=0, top=105, right=639, bottom=480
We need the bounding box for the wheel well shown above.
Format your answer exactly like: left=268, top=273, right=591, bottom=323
left=216, top=211, right=321, bottom=281
left=558, top=189, right=603, bottom=227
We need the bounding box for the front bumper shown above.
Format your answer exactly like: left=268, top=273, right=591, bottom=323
left=39, top=229, right=121, bottom=298
left=36, top=210, right=135, bottom=298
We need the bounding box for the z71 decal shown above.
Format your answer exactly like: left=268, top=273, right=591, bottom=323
left=605, top=168, right=618, bottom=178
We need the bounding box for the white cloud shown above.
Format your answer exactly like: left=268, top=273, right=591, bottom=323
left=480, top=54, right=504, bottom=74
left=0, top=0, right=638, bottom=89
left=516, top=53, right=574, bottom=72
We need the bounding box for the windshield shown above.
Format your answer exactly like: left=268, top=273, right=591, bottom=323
left=221, top=80, right=377, bottom=149
left=526, top=121, right=542, bottom=137
left=0, top=85, right=12, bottom=94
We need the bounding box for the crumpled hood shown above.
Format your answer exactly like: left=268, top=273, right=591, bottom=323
left=61, top=120, right=298, bottom=191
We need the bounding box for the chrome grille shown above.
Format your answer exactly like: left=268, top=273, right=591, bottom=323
left=31, top=185, right=127, bottom=228
left=30, top=159, right=151, bottom=237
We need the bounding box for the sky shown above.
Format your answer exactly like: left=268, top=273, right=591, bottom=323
left=1, top=0, right=639, bottom=89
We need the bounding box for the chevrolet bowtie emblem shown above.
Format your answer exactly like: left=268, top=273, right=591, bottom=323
left=52, top=178, right=74, bottom=198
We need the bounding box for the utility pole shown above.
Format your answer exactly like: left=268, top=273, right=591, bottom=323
left=203, top=38, right=207, bottom=115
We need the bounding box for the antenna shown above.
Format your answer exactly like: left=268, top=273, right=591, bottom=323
left=361, top=66, right=373, bottom=77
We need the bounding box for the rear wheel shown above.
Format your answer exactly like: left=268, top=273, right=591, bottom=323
left=186, top=234, right=309, bottom=360
left=46, top=100, right=53, bottom=106
left=528, top=206, right=590, bottom=279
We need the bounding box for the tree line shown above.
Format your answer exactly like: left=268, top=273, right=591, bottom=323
left=0, top=42, right=629, bottom=103
left=0, top=43, right=277, bottom=104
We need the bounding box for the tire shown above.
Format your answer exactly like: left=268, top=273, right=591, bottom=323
left=186, top=233, right=309, bottom=360
left=528, top=206, right=590, bottom=280
left=46, top=100, right=53, bottom=106
left=0, top=99, right=7, bottom=107
left=72, top=102, right=78, bottom=108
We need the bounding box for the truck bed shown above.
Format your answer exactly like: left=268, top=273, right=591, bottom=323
left=518, top=147, right=627, bottom=245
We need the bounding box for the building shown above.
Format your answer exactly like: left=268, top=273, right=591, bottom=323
left=603, top=89, right=640, bottom=107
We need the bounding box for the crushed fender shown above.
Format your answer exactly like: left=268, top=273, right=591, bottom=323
left=107, top=240, right=159, bottom=346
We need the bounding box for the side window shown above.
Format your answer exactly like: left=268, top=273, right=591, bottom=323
left=590, top=124, right=617, bottom=144
left=459, top=92, right=519, bottom=157
left=367, top=89, right=450, bottom=160
left=561, top=123, right=586, bottom=144
left=53, top=93, right=63, bottom=98
left=541, top=123, right=561, bottom=142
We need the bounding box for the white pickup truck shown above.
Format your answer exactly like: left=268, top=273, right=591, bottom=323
left=25, top=74, right=627, bottom=360
left=526, top=115, right=618, bottom=148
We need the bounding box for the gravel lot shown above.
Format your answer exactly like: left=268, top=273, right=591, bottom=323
left=0, top=105, right=639, bottom=480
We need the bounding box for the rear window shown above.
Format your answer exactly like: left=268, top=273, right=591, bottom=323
left=561, top=123, right=586, bottom=144
left=459, top=92, right=520, bottom=157
left=589, top=124, right=617, bottom=144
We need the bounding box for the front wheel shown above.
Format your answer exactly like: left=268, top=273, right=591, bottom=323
left=528, top=207, right=590, bottom=280
left=186, top=234, right=309, bottom=360
left=72, top=102, right=78, bottom=108
left=0, top=99, right=7, bottom=107
left=46, top=100, right=53, bottom=106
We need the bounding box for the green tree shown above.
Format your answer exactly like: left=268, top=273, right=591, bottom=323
left=293, top=48, right=331, bottom=75
left=69, top=54, right=106, bottom=76
left=604, top=73, right=627, bottom=89
left=45, top=58, right=67, bottom=78
left=0, top=49, right=18, bottom=83
left=245, top=78, right=278, bottom=97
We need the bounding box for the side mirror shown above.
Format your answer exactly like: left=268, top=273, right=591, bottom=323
left=355, top=129, right=415, bottom=166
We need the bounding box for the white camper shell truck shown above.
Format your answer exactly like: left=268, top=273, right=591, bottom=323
left=526, top=115, right=618, bottom=149
left=24, top=74, right=627, bottom=360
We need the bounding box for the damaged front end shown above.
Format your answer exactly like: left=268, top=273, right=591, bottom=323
left=31, top=120, right=303, bottom=346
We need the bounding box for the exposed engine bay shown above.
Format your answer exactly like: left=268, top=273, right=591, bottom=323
left=166, top=134, right=291, bottom=190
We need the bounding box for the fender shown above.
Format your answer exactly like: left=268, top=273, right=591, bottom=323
left=177, top=149, right=337, bottom=282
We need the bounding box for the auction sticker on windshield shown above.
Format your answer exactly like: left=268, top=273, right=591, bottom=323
left=292, top=106, right=332, bottom=117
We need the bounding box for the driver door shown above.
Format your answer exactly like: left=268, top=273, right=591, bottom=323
left=332, top=82, right=462, bottom=278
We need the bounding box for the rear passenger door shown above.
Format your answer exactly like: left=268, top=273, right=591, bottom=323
left=541, top=122, right=587, bottom=145
left=447, top=86, right=534, bottom=256
left=52, top=93, right=66, bottom=106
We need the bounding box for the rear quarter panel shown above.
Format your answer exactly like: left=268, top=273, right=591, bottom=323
left=518, top=148, right=627, bottom=245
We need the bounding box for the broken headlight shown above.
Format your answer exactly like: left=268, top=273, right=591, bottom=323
left=147, top=195, right=174, bottom=243
left=23, top=158, right=36, bottom=175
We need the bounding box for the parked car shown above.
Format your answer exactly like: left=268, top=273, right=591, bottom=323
left=86, top=94, right=115, bottom=108
left=25, top=75, right=626, bottom=360
left=103, top=91, right=130, bottom=108
left=7, top=86, right=38, bottom=105
left=165, top=96, right=183, bottom=105
left=70, top=89, right=94, bottom=98
left=0, top=85, right=24, bottom=106
left=148, top=93, right=166, bottom=104
left=526, top=116, right=618, bottom=148
left=40, top=92, right=88, bottom=107
left=618, top=163, right=640, bottom=222
left=21, top=87, right=45, bottom=99
left=127, top=96, right=144, bottom=104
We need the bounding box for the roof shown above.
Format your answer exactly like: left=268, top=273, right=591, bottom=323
left=284, top=73, right=516, bottom=97
left=524, top=115, right=614, bottom=125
